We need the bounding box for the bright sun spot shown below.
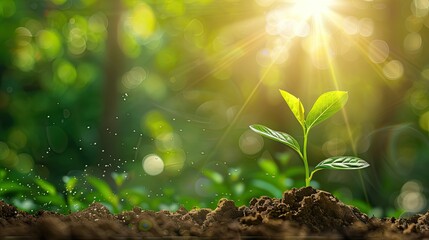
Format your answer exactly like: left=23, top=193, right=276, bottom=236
left=293, top=0, right=334, bottom=18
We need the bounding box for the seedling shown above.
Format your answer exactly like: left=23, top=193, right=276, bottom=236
left=250, top=90, right=369, bottom=187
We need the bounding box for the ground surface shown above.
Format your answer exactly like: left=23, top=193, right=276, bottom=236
left=1, top=187, right=428, bottom=239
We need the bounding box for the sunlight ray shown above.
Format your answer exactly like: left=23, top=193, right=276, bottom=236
left=323, top=11, right=411, bottom=88
left=176, top=30, right=266, bottom=91
left=205, top=42, right=293, bottom=164
left=314, top=13, right=358, bottom=155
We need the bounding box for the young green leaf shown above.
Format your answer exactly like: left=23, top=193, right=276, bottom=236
left=314, top=156, right=370, bottom=170
left=202, top=169, right=224, bottom=184
left=279, top=90, right=305, bottom=129
left=306, top=91, right=348, bottom=130
left=34, top=178, right=57, bottom=195
left=111, top=172, right=128, bottom=187
left=63, top=176, right=78, bottom=192
left=249, top=124, right=301, bottom=156
left=87, top=176, right=119, bottom=208
left=258, top=158, right=279, bottom=175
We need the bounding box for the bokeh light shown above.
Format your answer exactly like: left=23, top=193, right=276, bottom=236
left=397, top=181, right=427, bottom=213
left=368, top=40, right=389, bottom=64
left=142, top=154, right=164, bottom=176
left=383, top=60, right=404, bottom=81
left=121, top=66, right=147, bottom=90
left=239, top=130, right=264, bottom=155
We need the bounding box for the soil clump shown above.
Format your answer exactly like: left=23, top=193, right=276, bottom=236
left=0, top=187, right=428, bottom=239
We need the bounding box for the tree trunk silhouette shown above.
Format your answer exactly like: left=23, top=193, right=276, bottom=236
left=101, top=1, right=124, bottom=167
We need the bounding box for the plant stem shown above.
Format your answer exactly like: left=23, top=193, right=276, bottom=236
left=308, top=169, right=321, bottom=183
left=303, top=128, right=310, bottom=187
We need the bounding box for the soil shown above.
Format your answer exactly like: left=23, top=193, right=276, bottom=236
left=1, top=187, right=428, bottom=239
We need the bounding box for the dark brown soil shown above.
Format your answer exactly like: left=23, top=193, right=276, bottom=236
left=1, top=187, right=428, bottom=239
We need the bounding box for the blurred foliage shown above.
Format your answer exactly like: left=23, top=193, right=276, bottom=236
left=1, top=0, right=429, bottom=217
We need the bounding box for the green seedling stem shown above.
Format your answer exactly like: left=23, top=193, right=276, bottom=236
left=303, top=128, right=310, bottom=186
left=250, top=89, right=369, bottom=187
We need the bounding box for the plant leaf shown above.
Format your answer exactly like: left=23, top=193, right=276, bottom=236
left=314, top=156, right=370, bottom=170
left=306, top=91, right=348, bottom=130
left=249, top=124, right=301, bottom=156
left=34, top=178, right=57, bottom=195
left=111, top=172, right=128, bottom=187
left=279, top=89, right=305, bottom=129
left=87, top=176, right=119, bottom=208
left=63, top=176, right=78, bottom=192
left=202, top=169, right=224, bottom=184
left=251, top=179, right=283, bottom=198
left=258, top=158, right=278, bottom=175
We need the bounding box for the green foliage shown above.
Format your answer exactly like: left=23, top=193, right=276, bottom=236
left=314, top=156, right=370, bottom=170
left=280, top=90, right=305, bottom=129
left=306, top=91, right=348, bottom=130
left=87, top=176, right=120, bottom=211
left=249, top=125, right=301, bottom=156
left=34, top=178, right=57, bottom=195
left=250, top=90, right=370, bottom=187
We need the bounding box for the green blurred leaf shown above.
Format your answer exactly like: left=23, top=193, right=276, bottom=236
left=111, top=172, right=127, bottom=187
left=0, top=169, right=6, bottom=181
left=306, top=91, right=348, bottom=130
left=63, top=176, right=78, bottom=192
left=119, top=187, right=145, bottom=206
left=203, top=169, right=224, bottom=184
left=284, top=166, right=305, bottom=178
left=34, top=178, right=57, bottom=195
left=314, top=156, right=370, bottom=170
left=275, top=152, right=291, bottom=166
left=87, top=176, right=119, bottom=208
left=35, top=194, right=65, bottom=207
left=228, top=168, right=241, bottom=182
left=0, top=182, right=28, bottom=194
left=249, top=124, right=301, bottom=156
left=279, top=89, right=305, bottom=128
left=251, top=179, right=282, bottom=198
left=257, top=158, right=278, bottom=175
left=68, top=199, right=84, bottom=212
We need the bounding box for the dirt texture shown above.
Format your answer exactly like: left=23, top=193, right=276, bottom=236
left=1, top=187, right=428, bottom=239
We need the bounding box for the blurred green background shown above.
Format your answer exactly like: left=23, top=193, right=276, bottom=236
left=0, top=0, right=428, bottom=217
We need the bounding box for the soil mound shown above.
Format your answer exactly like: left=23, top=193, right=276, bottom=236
left=0, top=187, right=428, bottom=239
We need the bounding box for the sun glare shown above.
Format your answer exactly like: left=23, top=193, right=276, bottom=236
left=293, top=0, right=334, bottom=18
